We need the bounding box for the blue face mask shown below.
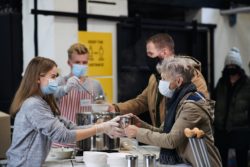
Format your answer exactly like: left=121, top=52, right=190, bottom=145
left=72, top=64, right=88, bottom=77
left=41, top=79, right=58, bottom=95
left=158, top=80, right=175, bottom=98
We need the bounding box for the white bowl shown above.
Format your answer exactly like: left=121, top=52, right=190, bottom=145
left=91, top=103, right=109, bottom=112
left=49, top=148, right=74, bottom=160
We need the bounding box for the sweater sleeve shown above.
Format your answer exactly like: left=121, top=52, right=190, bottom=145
left=58, top=116, right=77, bottom=129
left=136, top=103, right=203, bottom=149
left=25, top=98, right=76, bottom=144
left=58, top=117, right=93, bottom=130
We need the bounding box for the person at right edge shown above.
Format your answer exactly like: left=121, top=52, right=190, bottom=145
left=110, top=33, right=209, bottom=127
left=213, top=47, right=250, bottom=167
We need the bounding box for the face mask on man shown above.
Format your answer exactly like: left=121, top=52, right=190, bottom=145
left=41, top=79, right=58, bottom=95
left=146, top=56, right=161, bottom=72
left=227, top=67, right=240, bottom=75
left=158, top=80, right=175, bottom=98
left=72, top=64, right=88, bottom=77
left=223, top=66, right=241, bottom=77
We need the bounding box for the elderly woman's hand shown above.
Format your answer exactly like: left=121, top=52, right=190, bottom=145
left=131, top=114, right=144, bottom=127
left=124, top=125, right=139, bottom=138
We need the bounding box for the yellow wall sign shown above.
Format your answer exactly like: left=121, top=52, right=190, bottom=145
left=79, top=31, right=112, bottom=76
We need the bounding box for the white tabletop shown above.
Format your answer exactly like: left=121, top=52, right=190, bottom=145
left=43, top=145, right=191, bottom=167
left=43, top=159, right=84, bottom=167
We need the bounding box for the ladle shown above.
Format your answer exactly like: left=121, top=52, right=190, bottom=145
left=78, top=84, right=105, bottom=103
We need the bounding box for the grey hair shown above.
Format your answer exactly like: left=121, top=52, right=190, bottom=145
left=158, top=56, right=194, bottom=83
left=156, top=56, right=174, bottom=74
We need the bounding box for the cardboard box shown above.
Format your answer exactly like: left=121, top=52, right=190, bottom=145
left=0, top=111, right=11, bottom=159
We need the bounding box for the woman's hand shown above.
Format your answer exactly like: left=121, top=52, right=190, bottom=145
left=97, top=115, right=127, bottom=138
left=96, top=120, right=125, bottom=138
left=124, top=125, right=139, bottom=138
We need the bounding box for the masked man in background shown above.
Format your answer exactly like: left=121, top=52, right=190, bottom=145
left=213, top=47, right=250, bottom=167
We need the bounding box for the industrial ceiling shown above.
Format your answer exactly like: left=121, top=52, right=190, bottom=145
left=128, top=0, right=250, bottom=20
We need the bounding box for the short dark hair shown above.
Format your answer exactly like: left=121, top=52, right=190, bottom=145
left=146, top=33, right=175, bottom=52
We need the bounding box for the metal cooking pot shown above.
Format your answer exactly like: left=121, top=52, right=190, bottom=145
left=76, top=112, right=120, bottom=152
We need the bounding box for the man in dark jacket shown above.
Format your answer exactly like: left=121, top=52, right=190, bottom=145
left=214, top=47, right=250, bottom=167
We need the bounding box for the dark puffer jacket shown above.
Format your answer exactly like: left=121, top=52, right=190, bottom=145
left=214, top=74, right=250, bottom=132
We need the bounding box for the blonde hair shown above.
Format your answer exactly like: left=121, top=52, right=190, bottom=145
left=67, top=43, right=89, bottom=60
left=10, top=57, right=60, bottom=117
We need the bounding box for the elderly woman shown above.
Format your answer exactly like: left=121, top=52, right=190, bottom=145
left=125, top=57, right=222, bottom=167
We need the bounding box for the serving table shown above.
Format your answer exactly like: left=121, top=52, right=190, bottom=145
left=43, top=145, right=191, bottom=167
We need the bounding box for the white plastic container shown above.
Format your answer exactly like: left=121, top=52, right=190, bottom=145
left=91, top=103, right=109, bottom=112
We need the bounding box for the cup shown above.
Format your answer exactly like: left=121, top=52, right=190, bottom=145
left=119, top=116, right=132, bottom=129
left=126, top=155, right=138, bottom=167
left=143, top=154, right=156, bottom=167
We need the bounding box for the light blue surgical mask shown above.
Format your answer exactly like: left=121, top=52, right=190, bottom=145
left=158, top=80, right=175, bottom=98
left=72, top=64, right=88, bottom=77
left=41, top=79, right=58, bottom=95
